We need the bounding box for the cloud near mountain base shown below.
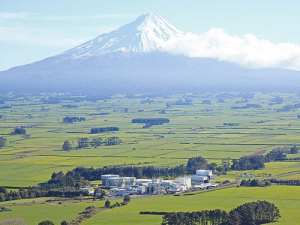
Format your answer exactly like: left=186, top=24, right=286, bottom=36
left=164, top=28, right=300, bottom=71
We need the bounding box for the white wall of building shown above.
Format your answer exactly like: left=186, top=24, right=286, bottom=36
left=175, top=177, right=191, bottom=189
left=196, top=170, right=212, bottom=176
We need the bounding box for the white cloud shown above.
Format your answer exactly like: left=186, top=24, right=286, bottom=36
left=41, top=14, right=126, bottom=20
left=0, top=12, right=33, bottom=20
left=0, top=26, right=89, bottom=47
left=164, top=28, right=300, bottom=70
left=0, top=12, right=128, bottom=21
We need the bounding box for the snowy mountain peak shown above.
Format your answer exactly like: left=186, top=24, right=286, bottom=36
left=63, top=13, right=184, bottom=57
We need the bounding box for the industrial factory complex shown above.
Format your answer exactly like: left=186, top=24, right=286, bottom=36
left=81, top=170, right=218, bottom=197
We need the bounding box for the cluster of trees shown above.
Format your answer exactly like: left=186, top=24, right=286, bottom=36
left=78, top=137, right=121, bottom=148
left=264, top=151, right=287, bottom=162
left=231, top=104, right=262, bottom=110
left=240, top=179, right=271, bottom=187
left=0, top=185, right=89, bottom=202
left=0, top=186, right=45, bottom=202
left=231, top=155, right=265, bottom=170
left=39, top=220, right=68, bottom=225
left=46, top=156, right=230, bottom=187
left=231, top=151, right=287, bottom=171
left=12, top=127, right=26, bottom=135
left=40, top=97, right=61, bottom=104
left=132, top=118, right=170, bottom=124
left=62, top=137, right=122, bottom=151
left=278, top=103, right=300, bottom=112
left=187, top=156, right=230, bottom=175
left=201, top=100, right=211, bottom=104
left=223, top=123, right=239, bottom=126
left=271, top=146, right=298, bottom=154
left=0, top=137, right=6, bottom=148
left=77, top=137, right=121, bottom=148
left=290, top=146, right=298, bottom=154
left=46, top=171, right=89, bottom=189
left=174, top=99, right=193, bottom=105
left=91, top=127, right=119, bottom=133
left=161, top=201, right=280, bottom=225
left=269, top=96, right=283, bottom=105
left=47, top=189, right=89, bottom=198
left=141, top=99, right=154, bottom=104
left=63, top=117, right=86, bottom=123
left=270, top=179, right=300, bottom=186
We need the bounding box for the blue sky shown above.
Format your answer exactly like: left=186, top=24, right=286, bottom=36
left=1, top=0, right=300, bottom=71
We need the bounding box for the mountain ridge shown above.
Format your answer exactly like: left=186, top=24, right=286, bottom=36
left=61, top=13, right=184, bottom=58
left=1, top=13, right=300, bottom=94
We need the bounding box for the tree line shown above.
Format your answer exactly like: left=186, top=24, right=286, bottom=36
left=62, top=137, right=122, bottom=151
left=160, top=200, right=280, bottom=225
left=240, top=179, right=271, bottom=187
left=0, top=186, right=89, bottom=202
left=132, top=118, right=170, bottom=128
left=271, top=146, right=298, bottom=154
left=63, top=117, right=86, bottom=123
left=231, top=151, right=287, bottom=171
left=46, top=156, right=229, bottom=188
left=269, top=179, right=300, bottom=186
left=91, top=127, right=119, bottom=133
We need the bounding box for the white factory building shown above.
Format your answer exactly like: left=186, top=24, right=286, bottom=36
left=185, top=170, right=217, bottom=182
left=103, top=176, right=136, bottom=188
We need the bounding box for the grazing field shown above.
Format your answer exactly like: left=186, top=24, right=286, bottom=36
left=83, top=185, right=300, bottom=225
left=1, top=92, right=300, bottom=223
left=0, top=199, right=109, bottom=224
left=1, top=93, right=300, bottom=187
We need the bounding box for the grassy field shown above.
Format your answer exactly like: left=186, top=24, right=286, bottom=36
left=0, top=200, right=110, bottom=224
left=1, top=92, right=300, bottom=223
left=83, top=185, right=300, bottom=225
left=1, top=92, right=300, bottom=187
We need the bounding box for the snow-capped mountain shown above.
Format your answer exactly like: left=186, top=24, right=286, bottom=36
left=1, top=13, right=300, bottom=94
left=63, top=13, right=184, bottom=57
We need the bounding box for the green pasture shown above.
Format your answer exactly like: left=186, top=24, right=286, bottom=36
left=83, top=185, right=300, bottom=225
left=1, top=92, right=300, bottom=188
left=0, top=200, right=109, bottom=224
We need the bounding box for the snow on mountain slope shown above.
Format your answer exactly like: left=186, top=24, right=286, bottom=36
left=63, top=13, right=184, bottom=57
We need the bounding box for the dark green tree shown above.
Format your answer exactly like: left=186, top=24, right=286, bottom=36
left=77, top=138, right=89, bottom=148
left=123, top=195, right=130, bottom=203
left=105, top=200, right=111, bottom=208
left=61, top=221, right=68, bottom=225
left=0, top=137, right=6, bottom=148
left=105, top=137, right=122, bottom=146
left=62, top=140, right=72, bottom=151
left=0, top=187, right=7, bottom=194
left=291, top=146, right=299, bottom=154
left=91, top=137, right=102, bottom=147
left=38, top=220, right=55, bottom=225
left=13, top=127, right=26, bottom=135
